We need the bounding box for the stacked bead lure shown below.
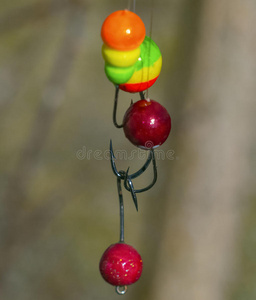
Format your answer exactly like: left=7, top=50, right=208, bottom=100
left=101, top=10, right=162, bottom=93
left=99, top=9, right=171, bottom=294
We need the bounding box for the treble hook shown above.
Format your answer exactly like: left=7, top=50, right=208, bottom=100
left=113, top=85, right=146, bottom=129
left=110, top=140, right=157, bottom=211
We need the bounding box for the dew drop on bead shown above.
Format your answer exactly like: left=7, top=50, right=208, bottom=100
left=115, top=285, right=128, bottom=295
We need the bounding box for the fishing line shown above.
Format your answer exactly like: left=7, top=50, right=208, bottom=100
left=127, top=0, right=136, bottom=12
left=146, top=0, right=154, bottom=100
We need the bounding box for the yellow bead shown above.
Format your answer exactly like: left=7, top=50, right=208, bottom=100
left=102, top=44, right=140, bottom=67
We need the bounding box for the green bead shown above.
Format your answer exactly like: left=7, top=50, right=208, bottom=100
left=105, top=63, right=135, bottom=84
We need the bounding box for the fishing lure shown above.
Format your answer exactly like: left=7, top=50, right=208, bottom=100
left=101, top=9, right=162, bottom=92
left=99, top=8, right=171, bottom=295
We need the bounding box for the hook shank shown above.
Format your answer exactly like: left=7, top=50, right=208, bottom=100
left=117, top=176, right=125, bottom=242
left=113, top=85, right=124, bottom=128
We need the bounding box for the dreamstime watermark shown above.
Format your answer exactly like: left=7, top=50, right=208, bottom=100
left=76, top=146, right=177, bottom=161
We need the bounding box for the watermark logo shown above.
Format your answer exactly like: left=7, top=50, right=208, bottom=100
left=76, top=145, right=177, bottom=161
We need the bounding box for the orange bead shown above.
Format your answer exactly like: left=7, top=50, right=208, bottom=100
left=101, top=10, right=146, bottom=51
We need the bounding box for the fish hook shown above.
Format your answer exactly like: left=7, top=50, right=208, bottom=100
left=110, top=140, right=157, bottom=211
left=112, top=85, right=146, bottom=129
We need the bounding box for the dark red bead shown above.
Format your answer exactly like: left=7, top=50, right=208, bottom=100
left=123, top=99, right=171, bottom=149
left=99, top=243, right=143, bottom=286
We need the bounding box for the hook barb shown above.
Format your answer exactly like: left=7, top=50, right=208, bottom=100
left=124, top=168, right=138, bottom=211
left=110, top=140, right=123, bottom=179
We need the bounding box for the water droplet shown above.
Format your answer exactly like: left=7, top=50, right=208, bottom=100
left=115, top=285, right=127, bottom=295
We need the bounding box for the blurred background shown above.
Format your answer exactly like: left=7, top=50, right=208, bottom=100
left=0, top=0, right=256, bottom=299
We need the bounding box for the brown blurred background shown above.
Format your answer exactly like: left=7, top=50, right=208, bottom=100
left=0, top=0, right=256, bottom=299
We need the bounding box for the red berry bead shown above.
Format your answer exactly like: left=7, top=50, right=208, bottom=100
left=99, top=243, right=143, bottom=287
left=123, top=99, right=171, bottom=149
